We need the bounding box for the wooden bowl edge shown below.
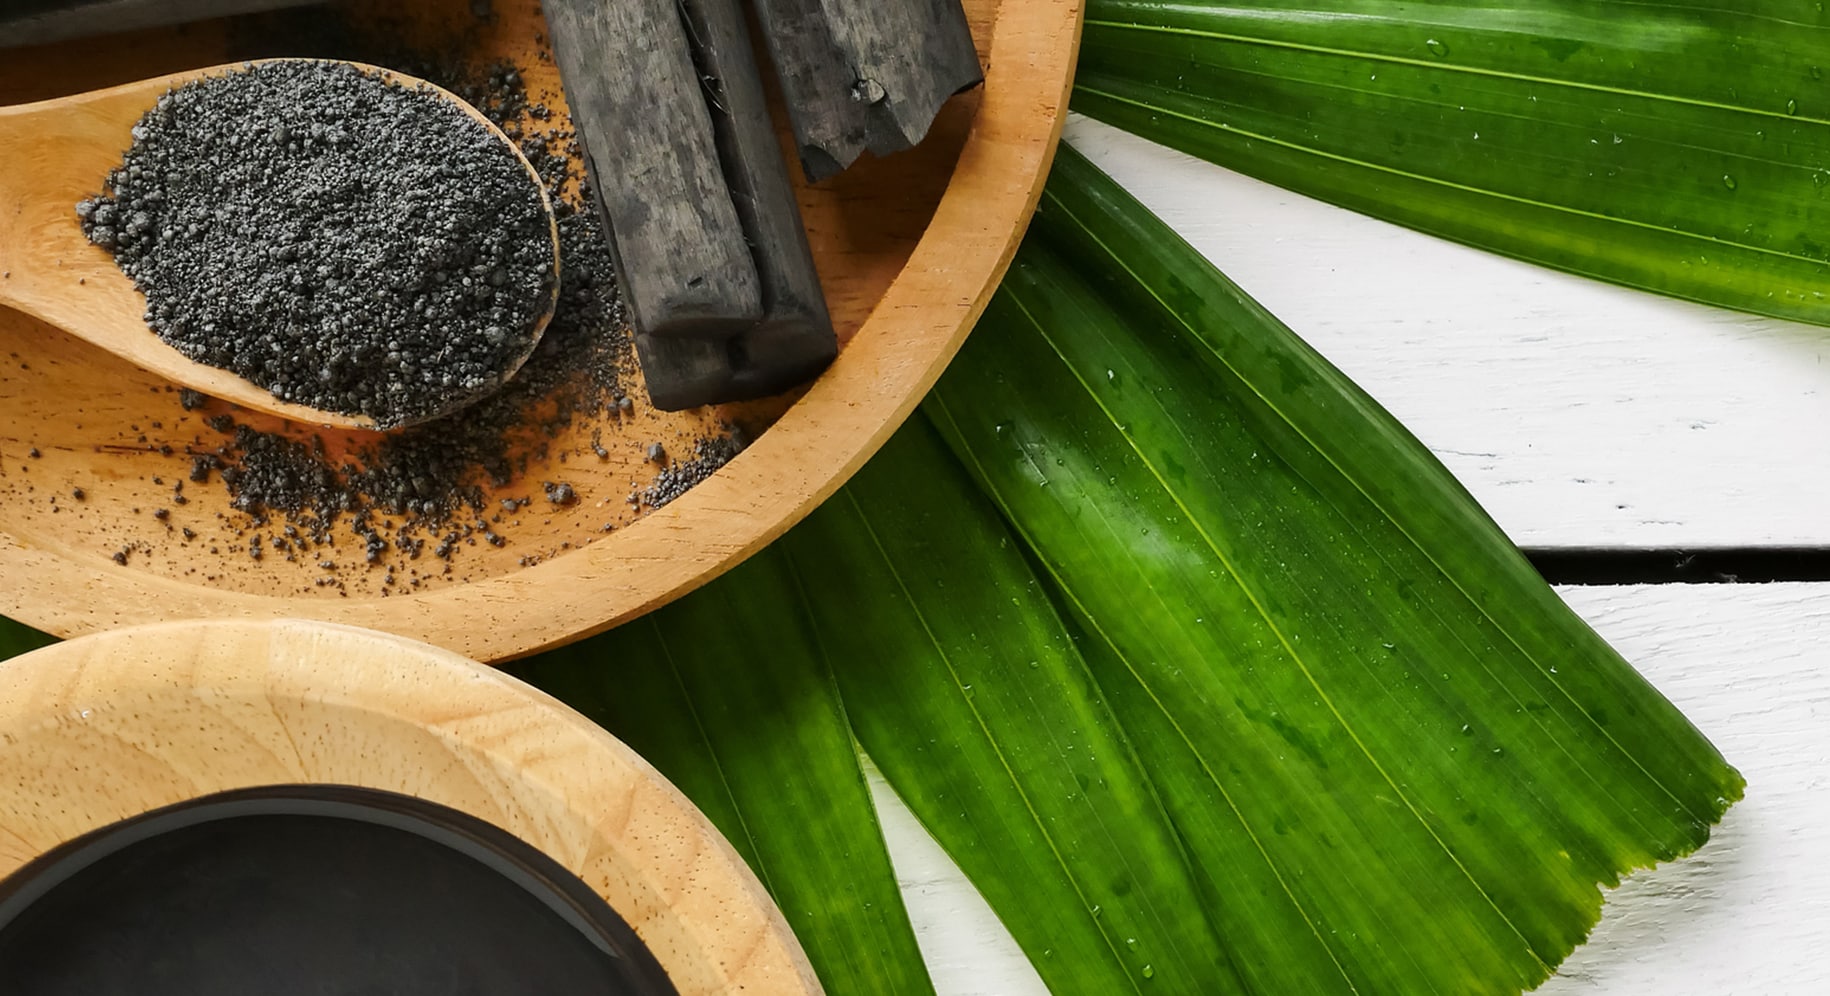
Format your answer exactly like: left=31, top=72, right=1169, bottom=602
left=0, top=618, right=823, bottom=994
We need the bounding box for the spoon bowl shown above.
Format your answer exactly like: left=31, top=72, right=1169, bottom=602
left=0, top=59, right=561, bottom=431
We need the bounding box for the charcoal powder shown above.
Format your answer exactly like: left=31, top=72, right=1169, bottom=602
left=78, top=60, right=554, bottom=428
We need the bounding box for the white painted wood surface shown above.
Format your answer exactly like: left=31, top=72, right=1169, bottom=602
left=1064, top=116, right=1830, bottom=550
left=873, top=583, right=1830, bottom=995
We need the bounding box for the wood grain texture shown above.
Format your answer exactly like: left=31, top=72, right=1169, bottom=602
left=1067, top=115, right=1830, bottom=549
left=0, top=59, right=561, bottom=430
left=0, top=0, right=1084, bottom=662
left=545, top=0, right=762, bottom=342
left=0, top=618, right=822, bottom=995
left=749, top=0, right=983, bottom=181
left=872, top=582, right=1830, bottom=995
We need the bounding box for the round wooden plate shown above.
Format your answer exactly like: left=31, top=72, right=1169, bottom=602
left=0, top=618, right=821, bottom=994
left=0, top=0, right=1082, bottom=661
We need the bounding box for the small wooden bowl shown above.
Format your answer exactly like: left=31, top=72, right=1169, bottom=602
left=0, top=618, right=820, bottom=994
left=0, top=0, right=1081, bottom=661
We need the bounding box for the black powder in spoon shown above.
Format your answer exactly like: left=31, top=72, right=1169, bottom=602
left=37, top=17, right=749, bottom=585
left=77, top=59, right=555, bottom=429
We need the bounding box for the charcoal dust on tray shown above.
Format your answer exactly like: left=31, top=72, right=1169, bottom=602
left=0, top=0, right=321, bottom=48
left=748, top=0, right=983, bottom=182
left=543, top=0, right=836, bottom=412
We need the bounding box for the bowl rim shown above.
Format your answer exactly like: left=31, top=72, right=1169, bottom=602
left=0, top=0, right=1086, bottom=663
left=0, top=618, right=821, bottom=993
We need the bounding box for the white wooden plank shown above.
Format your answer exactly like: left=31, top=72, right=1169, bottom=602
left=863, top=755, right=1047, bottom=996
left=1537, top=583, right=1830, bottom=994
left=1065, top=116, right=1830, bottom=549
left=873, top=582, right=1830, bottom=994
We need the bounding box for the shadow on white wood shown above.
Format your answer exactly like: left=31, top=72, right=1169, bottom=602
left=1068, top=116, right=1830, bottom=550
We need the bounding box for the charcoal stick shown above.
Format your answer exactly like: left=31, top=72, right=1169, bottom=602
left=748, top=0, right=982, bottom=182
left=0, top=0, right=320, bottom=47
left=678, top=0, right=836, bottom=406
left=632, top=333, right=736, bottom=413
left=544, top=0, right=762, bottom=342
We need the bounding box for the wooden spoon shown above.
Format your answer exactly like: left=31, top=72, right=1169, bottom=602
left=0, top=60, right=560, bottom=431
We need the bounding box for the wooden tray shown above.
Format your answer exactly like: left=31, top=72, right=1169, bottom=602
left=0, top=618, right=820, bottom=993
left=0, top=0, right=1081, bottom=661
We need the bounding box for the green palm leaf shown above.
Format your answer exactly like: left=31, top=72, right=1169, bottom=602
left=781, top=423, right=1241, bottom=993
left=921, top=142, right=1740, bottom=991
left=518, top=145, right=1739, bottom=993
left=1074, top=0, right=1830, bottom=323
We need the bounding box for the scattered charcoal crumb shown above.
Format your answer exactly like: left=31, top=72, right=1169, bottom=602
left=205, top=414, right=235, bottom=432
left=111, top=549, right=128, bottom=565
left=178, top=388, right=206, bottom=410
left=153, top=508, right=170, bottom=520
left=639, top=434, right=744, bottom=509
left=181, top=527, right=196, bottom=540
left=27, top=448, right=39, bottom=458
left=645, top=442, right=666, bottom=464
left=544, top=482, right=577, bottom=505
left=70, top=488, right=84, bottom=500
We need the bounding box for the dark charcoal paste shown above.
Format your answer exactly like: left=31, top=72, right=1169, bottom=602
left=78, top=59, right=555, bottom=428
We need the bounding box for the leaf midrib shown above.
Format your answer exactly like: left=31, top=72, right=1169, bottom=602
left=646, top=616, right=779, bottom=898
left=1010, top=269, right=1552, bottom=970
left=1073, top=81, right=1830, bottom=272
left=926, top=384, right=1363, bottom=994
left=1037, top=171, right=1709, bottom=826
left=831, top=488, right=1150, bottom=996
left=1084, top=16, right=1827, bottom=125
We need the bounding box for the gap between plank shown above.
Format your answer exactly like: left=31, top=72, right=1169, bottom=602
left=1526, top=548, right=1830, bottom=585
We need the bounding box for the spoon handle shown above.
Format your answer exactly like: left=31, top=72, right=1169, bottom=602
left=0, top=85, right=140, bottom=322
left=0, top=78, right=330, bottom=430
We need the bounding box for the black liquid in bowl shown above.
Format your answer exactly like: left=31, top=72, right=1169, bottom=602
left=0, top=785, right=679, bottom=995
